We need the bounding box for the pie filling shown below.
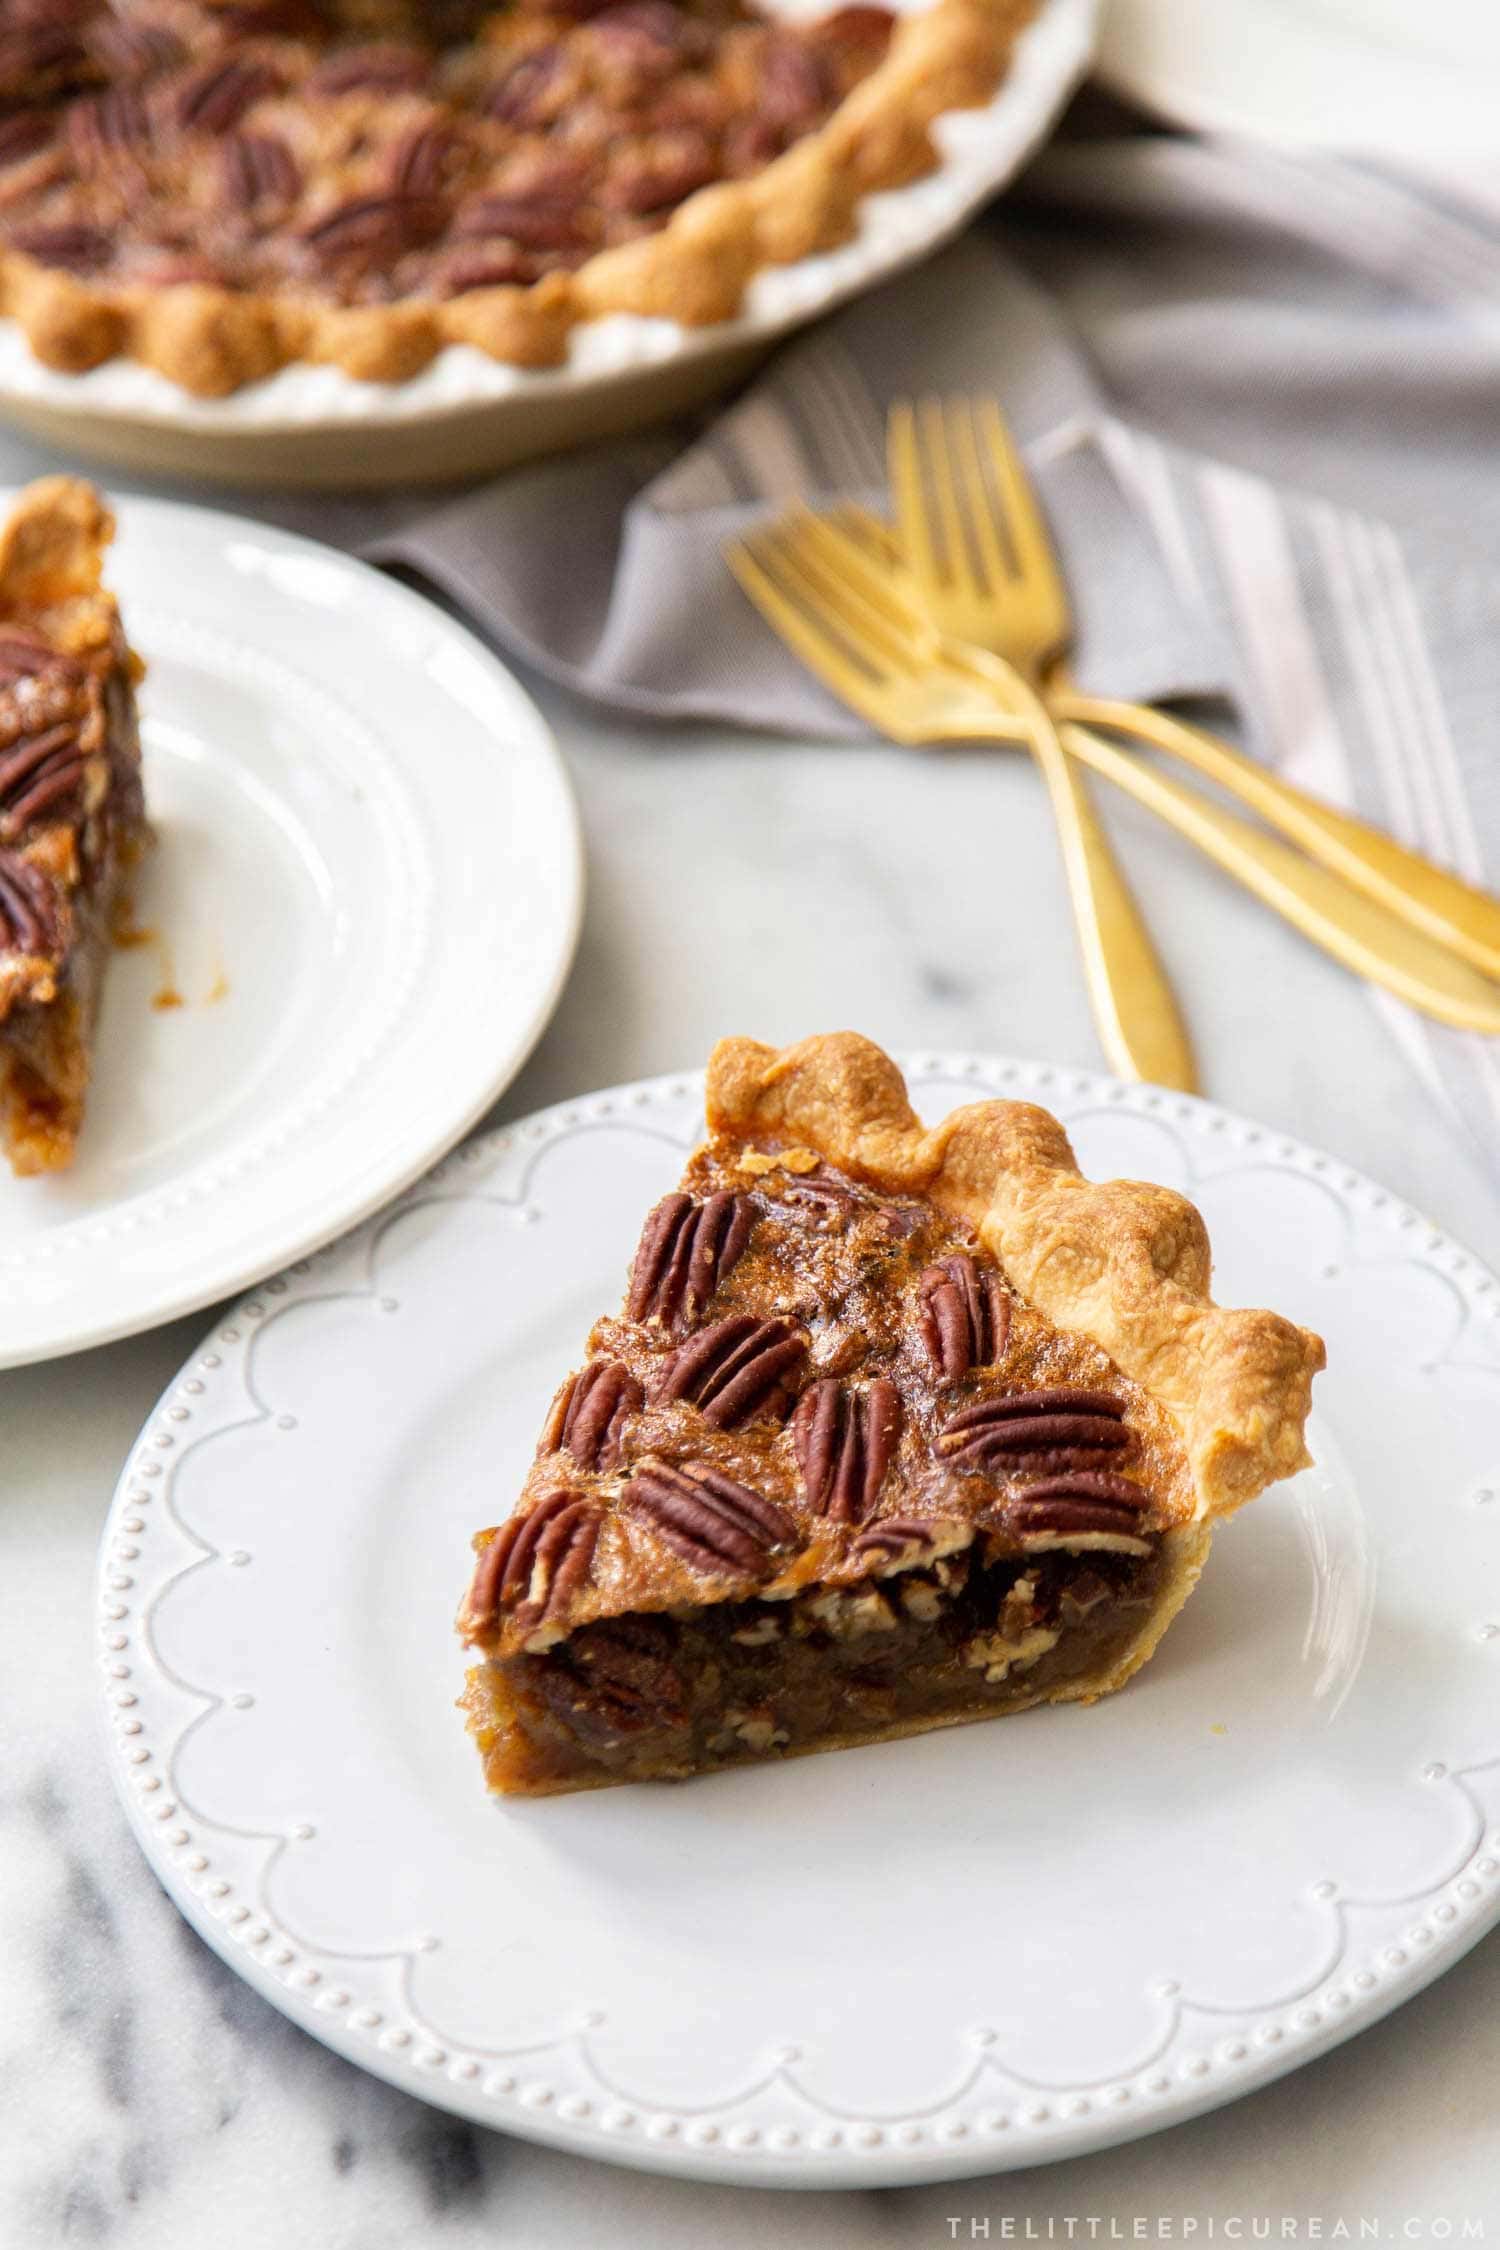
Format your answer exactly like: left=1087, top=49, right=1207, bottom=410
left=470, top=1536, right=1167, bottom=1791
left=0, top=0, right=898, bottom=309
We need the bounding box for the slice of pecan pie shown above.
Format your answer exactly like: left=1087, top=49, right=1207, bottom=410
left=0, top=0, right=1032, bottom=394
left=0, top=477, right=146, bottom=1174
left=459, top=1034, right=1325, bottom=1794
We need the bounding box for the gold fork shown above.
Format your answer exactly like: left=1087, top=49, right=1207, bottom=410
left=889, top=395, right=1500, bottom=980
left=728, top=510, right=1500, bottom=1036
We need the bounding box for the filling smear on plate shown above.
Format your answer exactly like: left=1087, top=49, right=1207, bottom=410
left=459, top=1033, right=1325, bottom=1793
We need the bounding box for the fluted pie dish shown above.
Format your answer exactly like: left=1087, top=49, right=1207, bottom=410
left=0, top=0, right=1035, bottom=397
left=459, top=1033, right=1325, bottom=1793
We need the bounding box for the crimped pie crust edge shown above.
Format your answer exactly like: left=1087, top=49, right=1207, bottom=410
left=706, top=1031, right=1327, bottom=1522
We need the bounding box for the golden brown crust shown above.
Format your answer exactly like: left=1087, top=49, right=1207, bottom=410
left=0, top=0, right=1031, bottom=396
left=706, top=1034, right=1326, bottom=1520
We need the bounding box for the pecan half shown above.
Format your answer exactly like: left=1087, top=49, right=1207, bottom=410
left=0, top=626, right=74, bottom=680
left=794, top=1377, right=903, bottom=1523
left=629, top=1459, right=797, bottom=1578
left=224, top=131, right=300, bottom=213
left=918, top=1253, right=1010, bottom=1380
left=387, top=123, right=453, bottom=200
left=627, top=1188, right=755, bottom=1329
left=0, top=112, right=54, bottom=170
left=8, top=222, right=111, bottom=275
left=540, top=1358, right=641, bottom=1472
left=303, top=191, right=443, bottom=262
left=176, top=60, right=278, bottom=137
left=0, top=850, right=60, bottom=956
left=88, top=22, right=184, bottom=81
left=0, top=722, right=85, bottom=840
left=939, top=1388, right=1130, bottom=1471
left=309, top=45, right=430, bottom=98
left=454, top=191, right=595, bottom=254
left=656, top=1313, right=806, bottom=1428
left=485, top=47, right=565, bottom=126
left=849, top=1514, right=968, bottom=1568
left=601, top=130, right=718, bottom=216
left=1007, top=1471, right=1154, bottom=1545
left=463, top=1488, right=601, bottom=1635
left=69, top=87, right=151, bottom=168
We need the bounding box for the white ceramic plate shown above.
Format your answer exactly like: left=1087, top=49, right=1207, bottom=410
left=0, top=0, right=1096, bottom=486
left=0, top=499, right=581, bottom=1369
left=98, top=1057, right=1500, bottom=2187
left=1098, top=0, right=1500, bottom=149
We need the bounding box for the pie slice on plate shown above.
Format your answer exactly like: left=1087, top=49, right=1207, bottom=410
left=459, top=1034, right=1325, bottom=1794
left=0, top=478, right=148, bottom=1175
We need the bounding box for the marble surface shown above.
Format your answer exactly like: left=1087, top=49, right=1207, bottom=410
left=3, top=419, right=1499, bottom=2247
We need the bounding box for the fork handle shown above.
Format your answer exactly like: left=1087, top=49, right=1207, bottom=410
left=1056, top=687, right=1500, bottom=981
left=1055, top=718, right=1500, bottom=1034
left=996, top=675, right=1197, bottom=1090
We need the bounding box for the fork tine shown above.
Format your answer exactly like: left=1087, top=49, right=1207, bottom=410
left=751, top=522, right=924, bottom=676
left=919, top=397, right=975, bottom=599
left=888, top=400, right=945, bottom=596
left=788, top=509, right=929, bottom=639
left=825, top=502, right=905, bottom=576
left=728, top=538, right=894, bottom=723
left=974, top=396, right=1063, bottom=595
left=949, top=398, right=1009, bottom=593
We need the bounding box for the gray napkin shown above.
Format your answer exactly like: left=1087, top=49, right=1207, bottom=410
left=367, top=138, right=1500, bottom=1173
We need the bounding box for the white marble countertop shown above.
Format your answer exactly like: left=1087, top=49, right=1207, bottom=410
left=3, top=422, right=1498, bottom=2247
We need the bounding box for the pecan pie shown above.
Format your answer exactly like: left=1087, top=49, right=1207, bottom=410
left=0, top=0, right=1033, bottom=395
left=459, top=1034, right=1326, bottom=1794
left=0, top=477, right=147, bottom=1175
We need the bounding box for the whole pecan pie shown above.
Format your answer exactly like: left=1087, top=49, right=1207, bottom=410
left=459, top=1033, right=1326, bottom=1794
left=0, top=0, right=1034, bottom=395
left=0, top=476, right=147, bottom=1175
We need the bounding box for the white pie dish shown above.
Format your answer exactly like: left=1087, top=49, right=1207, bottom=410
left=0, top=0, right=1095, bottom=488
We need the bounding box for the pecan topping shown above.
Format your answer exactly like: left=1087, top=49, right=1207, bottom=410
left=387, top=123, right=453, bottom=200
left=304, top=191, right=443, bottom=262
left=485, top=47, right=565, bottom=126
left=849, top=1514, right=966, bottom=1566
left=1008, top=1472, right=1154, bottom=1545
left=938, top=1388, right=1130, bottom=1471
left=793, top=1377, right=903, bottom=1523
left=0, top=112, right=54, bottom=170
left=455, top=191, right=595, bottom=254
left=0, top=850, right=60, bottom=956
left=69, top=88, right=151, bottom=169
left=176, top=60, right=277, bottom=137
left=9, top=222, right=110, bottom=275
left=601, top=130, right=717, bottom=215
left=224, top=131, right=300, bottom=213
left=0, top=721, right=85, bottom=840
left=0, top=626, right=74, bottom=680
left=628, top=1189, right=755, bottom=1329
left=433, top=246, right=535, bottom=295
left=310, top=45, right=430, bottom=98
left=753, top=35, right=827, bottom=137
left=463, top=1488, right=601, bottom=1635
left=541, top=1358, right=641, bottom=1472
left=918, top=1253, right=1010, bottom=1379
left=88, top=22, right=184, bottom=81
left=629, top=1459, right=797, bottom=1577
left=657, top=1312, right=806, bottom=1428
left=0, top=26, right=83, bottom=94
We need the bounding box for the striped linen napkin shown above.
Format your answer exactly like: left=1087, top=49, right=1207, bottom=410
left=368, top=136, right=1500, bottom=1173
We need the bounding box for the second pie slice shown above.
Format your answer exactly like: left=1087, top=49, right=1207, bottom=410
left=459, top=1034, right=1325, bottom=1794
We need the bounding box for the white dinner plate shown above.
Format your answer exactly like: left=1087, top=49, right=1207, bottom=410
left=1098, top=0, right=1500, bottom=149
left=98, top=1057, right=1500, bottom=2188
left=0, top=0, right=1096, bottom=487
left=0, top=498, right=581, bottom=1369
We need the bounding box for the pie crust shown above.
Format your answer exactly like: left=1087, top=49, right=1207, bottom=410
left=0, top=477, right=147, bottom=1174
left=0, top=0, right=1035, bottom=396
left=459, top=1034, right=1325, bottom=1795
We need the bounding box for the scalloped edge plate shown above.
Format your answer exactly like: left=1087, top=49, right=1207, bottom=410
left=96, top=1056, right=1500, bottom=2186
